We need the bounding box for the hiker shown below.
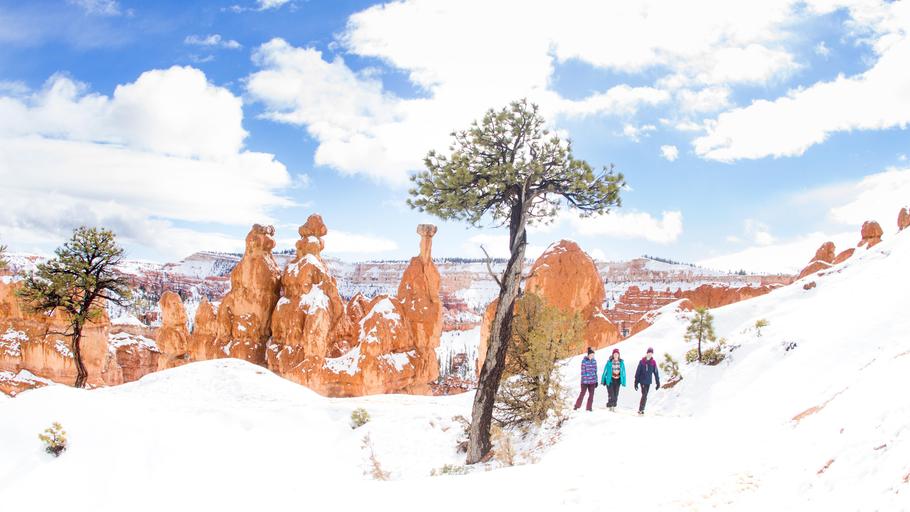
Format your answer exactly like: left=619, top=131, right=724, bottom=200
left=573, top=347, right=598, bottom=412
left=600, top=348, right=626, bottom=411
left=634, top=347, right=660, bottom=415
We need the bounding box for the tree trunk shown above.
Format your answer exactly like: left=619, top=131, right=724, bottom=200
left=697, top=331, right=702, bottom=363
left=466, top=204, right=527, bottom=464
left=72, top=325, right=88, bottom=389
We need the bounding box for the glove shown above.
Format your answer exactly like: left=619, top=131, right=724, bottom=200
left=656, top=383, right=661, bottom=390
left=634, top=384, right=639, bottom=391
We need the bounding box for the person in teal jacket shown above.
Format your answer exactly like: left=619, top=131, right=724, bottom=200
left=600, top=348, right=626, bottom=411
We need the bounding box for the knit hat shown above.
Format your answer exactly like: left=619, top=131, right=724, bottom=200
left=611, top=348, right=620, bottom=356
left=646, top=347, right=654, bottom=354
left=587, top=347, right=595, bottom=355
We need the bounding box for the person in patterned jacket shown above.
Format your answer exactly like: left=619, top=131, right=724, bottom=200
left=634, top=347, right=661, bottom=415
left=573, top=347, right=598, bottom=412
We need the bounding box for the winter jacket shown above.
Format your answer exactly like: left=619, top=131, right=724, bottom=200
left=600, top=358, right=626, bottom=387
left=634, top=357, right=660, bottom=388
left=580, top=357, right=598, bottom=385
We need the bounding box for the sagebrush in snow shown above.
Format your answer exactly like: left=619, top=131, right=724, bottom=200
left=491, top=426, right=516, bottom=466
left=755, top=318, right=769, bottom=337
left=39, top=422, right=67, bottom=457
left=361, top=434, right=390, bottom=481
left=350, top=407, right=370, bottom=429
left=430, top=464, right=468, bottom=476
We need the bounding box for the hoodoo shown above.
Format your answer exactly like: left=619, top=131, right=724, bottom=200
left=478, top=240, right=620, bottom=370
left=156, top=291, right=190, bottom=370
left=211, top=224, right=281, bottom=365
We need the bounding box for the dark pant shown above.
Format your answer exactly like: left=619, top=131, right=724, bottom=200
left=607, top=378, right=621, bottom=407
left=638, top=383, right=651, bottom=412
left=574, top=383, right=596, bottom=411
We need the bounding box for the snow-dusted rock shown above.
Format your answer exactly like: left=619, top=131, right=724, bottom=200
left=211, top=224, right=281, bottom=365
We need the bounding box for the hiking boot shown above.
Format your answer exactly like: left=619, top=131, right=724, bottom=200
left=638, top=410, right=644, bottom=415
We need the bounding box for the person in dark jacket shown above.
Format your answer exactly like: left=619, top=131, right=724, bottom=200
left=600, top=348, right=626, bottom=411
left=634, top=347, right=660, bottom=415
left=574, top=347, right=598, bottom=412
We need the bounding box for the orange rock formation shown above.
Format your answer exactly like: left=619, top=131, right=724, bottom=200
left=858, top=221, right=883, bottom=248
left=156, top=291, right=190, bottom=369
left=478, top=240, right=620, bottom=370
left=211, top=224, right=281, bottom=364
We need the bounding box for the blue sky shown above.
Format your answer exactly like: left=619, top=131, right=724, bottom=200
left=1, top=0, right=909, bottom=273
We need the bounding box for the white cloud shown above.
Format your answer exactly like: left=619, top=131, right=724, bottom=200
left=246, top=0, right=808, bottom=184
left=0, top=67, right=292, bottom=258
left=695, top=1, right=910, bottom=161
left=0, top=80, right=29, bottom=96
left=184, top=34, right=242, bottom=49
left=67, top=0, right=122, bottom=16
left=258, top=0, right=290, bottom=10
left=814, top=41, right=831, bottom=57
left=323, top=230, right=397, bottom=255
left=247, top=38, right=667, bottom=185
left=570, top=210, right=684, bottom=244
left=699, top=231, right=855, bottom=274
left=660, top=145, right=679, bottom=161
left=622, top=123, right=657, bottom=142
left=676, top=86, right=732, bottom=114
left=743, top=219, right=776, bottom=246
left=828, top=167, right=910, bottom=227
left=704, top=164, right=910, bottom=274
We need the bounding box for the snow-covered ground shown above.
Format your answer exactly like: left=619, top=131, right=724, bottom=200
left=2, top=230, right=908, bottom=510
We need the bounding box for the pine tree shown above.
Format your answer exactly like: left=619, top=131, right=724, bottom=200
left=17, top=227, right=131, bottom=388
left=0, top=244, right=8, bottom=272
left=409, top=99, right=624, bottom=463
left=494, top=293, right=583, bottom=430
left=684, top=307, right=716, bottom=363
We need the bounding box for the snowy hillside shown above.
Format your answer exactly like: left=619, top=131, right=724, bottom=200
left=1, top=229, right=907, bottom=510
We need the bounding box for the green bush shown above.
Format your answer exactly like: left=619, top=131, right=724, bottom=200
left=494, top=293, right=582, bottom=430
left=39, top=422, right=67, bottom=457
left=350, top=408, right=370, bottom=429
left=660, top=353, right=681, bottom=382
left=755, top=319, right=769, bottom=337
left=688, top=338, right=727, bottom=365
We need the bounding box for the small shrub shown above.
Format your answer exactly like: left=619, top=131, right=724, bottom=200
left=494, top=293, right=580, bottom=430
left=755, top=319, right=769, bottom=337
left=784, top=341, right=798, bottom=352
left=361, top=434, right=390, bottom=481
left=430, top=464, right=468, bottom=476
left=701, top=347, right=726, bottom=365
left=490, top=426, right=516, bottom=466
left=350, top=407, right=370, bottom=429
left=659, top=353, right=681, bottom=383
left=39, top=422, right=67, bottom=457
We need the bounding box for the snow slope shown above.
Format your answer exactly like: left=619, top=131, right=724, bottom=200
left=1, top=230, right=908, bottom=510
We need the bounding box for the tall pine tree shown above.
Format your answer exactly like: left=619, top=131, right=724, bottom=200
left=409, top=99, right=624, bottom=463
left=17, top=227, right=132, bottom=388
